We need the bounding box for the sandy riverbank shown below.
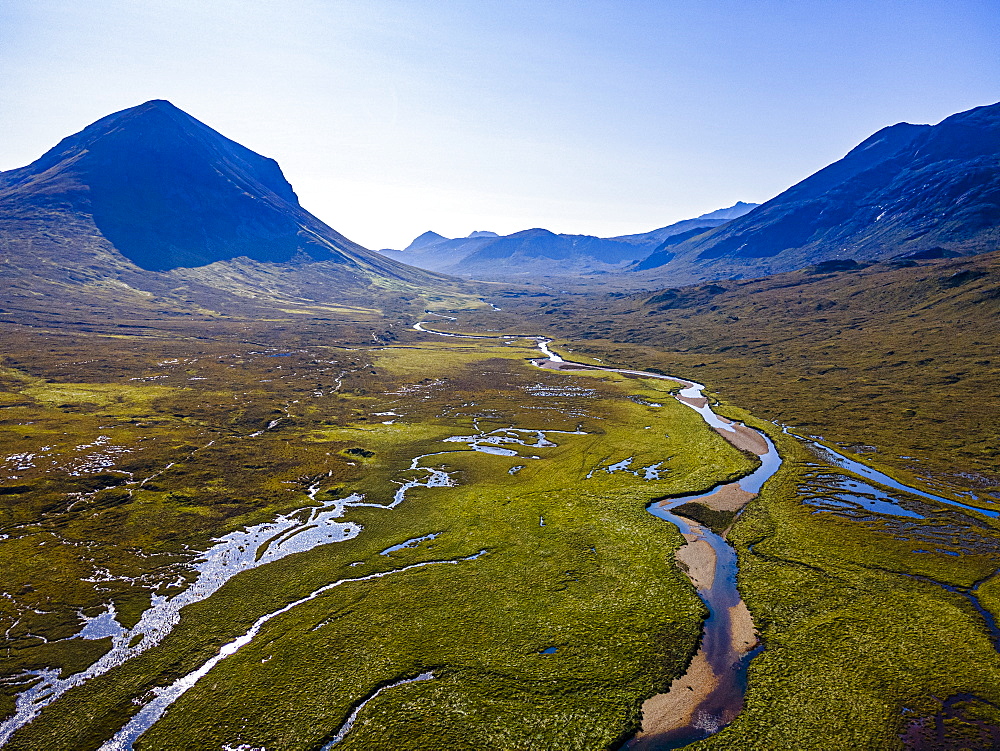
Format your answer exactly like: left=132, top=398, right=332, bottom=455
left=628, top=522, right=759, bottom=748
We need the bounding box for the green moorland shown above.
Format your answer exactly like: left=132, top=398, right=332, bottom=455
left=695, top=410, right=1000, bottom=750
left=3, top=248, right=1000, bottom=750
left=475, top=251, right=1000, bottom=494
left=0, top=315, right=761, bottom=750
left=449, top=252, right=1000, bottom=748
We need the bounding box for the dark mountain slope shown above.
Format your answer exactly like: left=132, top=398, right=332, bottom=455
left=630, top=226, right=715, bottom=270
left=0, top=100, right=472, bottom=320
left=636, top=102, right=1000, bottom=283
left=456, top=228, right=645, bottom=267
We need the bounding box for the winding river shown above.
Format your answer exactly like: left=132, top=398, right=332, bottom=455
left=415, top=318, right=785, bottom=746
left=3, top=313, right=995, bottom=749
left=413, top=315, right=999, bottom=748
left=529, top=341, right=780, bottom=748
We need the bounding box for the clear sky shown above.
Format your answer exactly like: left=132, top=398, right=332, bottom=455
left=1, top=0, right=998, bottom=249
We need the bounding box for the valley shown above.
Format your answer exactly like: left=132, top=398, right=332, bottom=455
left=2, top=297, right=998, bottom=749
left=1, top=97, right=998, bottom=749
left=0, top=314, right=750, bottom=749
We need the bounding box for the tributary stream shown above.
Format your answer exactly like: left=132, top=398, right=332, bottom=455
left=3, top=316, right=993, bottom=750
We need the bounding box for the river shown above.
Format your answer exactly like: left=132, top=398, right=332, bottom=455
left=413, top=317, right=998, bottom=748
left=3, top=315, right=992, bottom=750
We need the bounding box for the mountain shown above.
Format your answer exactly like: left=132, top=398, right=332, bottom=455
left=0, top=100, right=469, bottom=321
left=379, top=202, right=757, bottom=281
left=634, top=102, right=1000, bottom=283
left=404, top=231, right=448, bottom=252
left=612, top=201, right=759, bottom=245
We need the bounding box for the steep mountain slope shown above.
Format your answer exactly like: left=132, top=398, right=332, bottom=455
left=379, top=202, right=757, bottom=280
left=635, top=102, right=1000, bottom=284
left=612, top=201, right=758, bottom=245
left=0, top=100, right=470, bottom=322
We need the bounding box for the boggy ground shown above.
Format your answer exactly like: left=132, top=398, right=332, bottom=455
left=480, top=250, right=1000, bottom=492
left=414, top=310, right=1000, bottom=749
left=0, top=320, right=757, bottom=750
left=694, top=412, right=1000, bottom=750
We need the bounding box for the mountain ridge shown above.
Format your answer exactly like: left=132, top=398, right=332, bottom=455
left=380, top=202, right=758, bottom=280
left=634, top=102, right=1000, bottom=283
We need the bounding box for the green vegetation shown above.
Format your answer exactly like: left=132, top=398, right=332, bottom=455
left=3, top=250, right=999, bottom=749
left=475, top=251, right=1000, bottom=494
left=435, top=265, right=1000, bottom=748
left=0, top=323, right=754, bottom=749
left=688, top=425, right=1000, bottom=749
left=670, top=503, right=736, bottom=535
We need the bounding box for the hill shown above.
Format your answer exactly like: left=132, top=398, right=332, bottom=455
left=0, top=100, right=472, bottom=326
left=633, top=102, right=1000, bottom=283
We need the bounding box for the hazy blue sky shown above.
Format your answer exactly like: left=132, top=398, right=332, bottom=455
left=1, top=0, right=998, bottom=249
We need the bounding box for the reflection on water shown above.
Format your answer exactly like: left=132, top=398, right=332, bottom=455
left=803, top=476, right=925, bottom=519
left=811, top=443, right=999, bottom=519
left=0, top=494, right=365, bottom=746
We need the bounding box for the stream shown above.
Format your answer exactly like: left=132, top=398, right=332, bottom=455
left=412, top=316, right=998, bottom=748
left=4, top=315, right=993, bottom=749
left=414, top=319, right=785, bottom=746
left=0, top=454, right=469, bottom=749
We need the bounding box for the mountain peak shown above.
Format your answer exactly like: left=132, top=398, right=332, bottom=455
left=405, top=231, right=448, bottom=251
left=633, top=100, right=1000, bottom=280
left=0, top=101, right=348, bottom=270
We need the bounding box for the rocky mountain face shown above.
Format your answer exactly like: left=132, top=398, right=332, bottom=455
left=381, top=202, right=757, bottom=280
left=0, top=100, right=464, bottom=319
left=635, top=102, right=1000, bottom=284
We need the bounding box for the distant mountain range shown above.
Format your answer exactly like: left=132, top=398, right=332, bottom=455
left=634, top=101, right=1000, bottom=283
left=379, top=202, right=759, bottom=279
left=384, top=102, right=1000, bottom=287
left=3, top=98, right=998, bottom=309
left=0, top=100, right=464, bottom=320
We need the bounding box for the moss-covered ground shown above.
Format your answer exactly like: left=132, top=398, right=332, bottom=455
left=428, top=270, right=1000, bottom=750
left=4, top=250, right=1000, bottom=750
left=0, top=323, right=754, bottom=749
left=693, top=417, right=1000, bottom=750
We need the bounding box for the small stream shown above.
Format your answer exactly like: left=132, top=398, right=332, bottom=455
left=5, top=314, right=993, bottom=749
left=0, top=491, right=368, bottom=746
left=83, top=419, right=586, bottom=748
left=0, top=449, right=469, bottom=749
left=99, top=552, right=486, bottom=751
left=411, top=317, right=1000, bottom=747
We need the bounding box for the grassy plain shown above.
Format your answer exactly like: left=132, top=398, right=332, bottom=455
left=4, top=250, right=1000, bottom=749
left=449, top=253, right=1000, bottom=748
left=0, top=319, right=756, bottom=750
left=694, top=418, right=1000, bottom=749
